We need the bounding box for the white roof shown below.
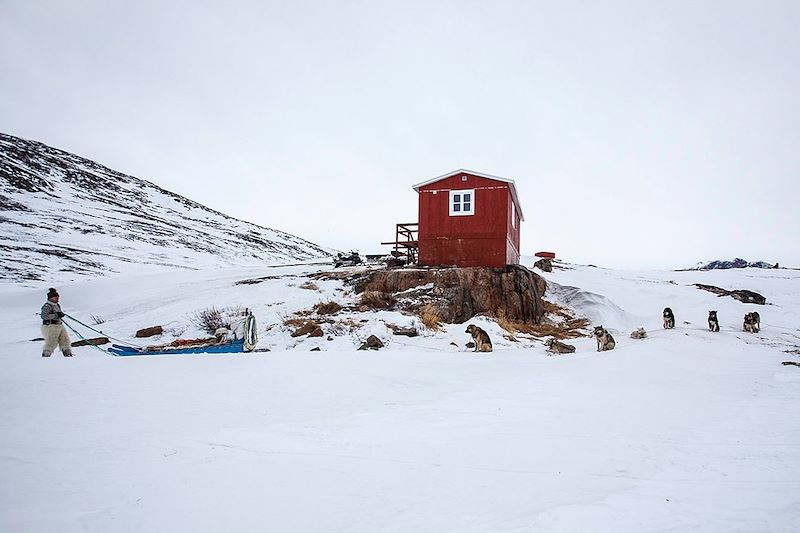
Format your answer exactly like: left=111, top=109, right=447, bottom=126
left=412, top=169, right=525, bottom=221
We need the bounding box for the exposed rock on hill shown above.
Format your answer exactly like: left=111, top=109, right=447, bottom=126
left=0, top=132, right=331, bottom=283
left=356, top=265, right=546, bottom=324
left=693, top=258, right=777, bottom=270
left=694, top=284, right=767, bottom=305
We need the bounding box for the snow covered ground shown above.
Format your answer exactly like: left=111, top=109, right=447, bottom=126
left=1, top=263, right=799, bottom=531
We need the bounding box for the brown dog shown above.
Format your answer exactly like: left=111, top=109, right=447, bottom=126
left=465, top=324, right=493, bottom=352
left=743, top=312, right=760, bottom=333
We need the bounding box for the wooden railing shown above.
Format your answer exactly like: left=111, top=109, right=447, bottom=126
left=381, top=222, right=419, bottom=264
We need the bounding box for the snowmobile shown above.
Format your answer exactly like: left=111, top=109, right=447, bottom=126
left=334, top=251, right=362, bottom=268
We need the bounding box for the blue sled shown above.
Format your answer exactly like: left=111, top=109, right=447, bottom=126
left=108, top=338, right=245, bottom=356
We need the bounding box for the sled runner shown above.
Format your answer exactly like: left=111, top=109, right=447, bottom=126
left=108, top=338, right=248, bottom=356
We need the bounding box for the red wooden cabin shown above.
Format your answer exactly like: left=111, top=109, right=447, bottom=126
left=412, top=169, right=524, bottom=268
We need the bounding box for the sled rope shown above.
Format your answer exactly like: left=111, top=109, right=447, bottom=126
left=61, top=319, right=113, bottom=355
left=64, top=314, right=144, bottom=348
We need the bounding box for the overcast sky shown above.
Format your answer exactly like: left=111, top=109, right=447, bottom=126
left=2, top=1, right=798, bottom=269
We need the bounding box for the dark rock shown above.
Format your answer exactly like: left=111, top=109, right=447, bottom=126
left=358, top=335, right=384, bottom=350
left=308, top=326, right=324, bottom=337
left=135, top=325, right=163, bottom=338
left=696, top=258, right=775, bottom=270
left=359, top=265, right=546, bottom=325
left=310, top=347, right=321, bottom=351
left=391, top=327, right=418, bottom=337
left=694, top=284, right=766, bottom=305
left=533, top=258, right=553, bottom=272
left=71, top=336, right=110, bottom=347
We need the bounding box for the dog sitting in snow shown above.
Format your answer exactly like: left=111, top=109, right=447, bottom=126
left=630, top=327, right=647, bottom=339
left=465, top=324, right=493, bottom=352
left=593, top=326, right=616, bottom=352
left=743, top=312, right=760, bottom=333
left=708, top=310, right=720, bottom=332
left=662, top=307, right=675, bottom=329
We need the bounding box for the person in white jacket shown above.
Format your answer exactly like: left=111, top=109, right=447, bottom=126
left=40, top=288, right=73, bottom=357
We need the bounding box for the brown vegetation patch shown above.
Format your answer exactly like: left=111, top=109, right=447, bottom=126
left=299, top=281, right=319, bottom=291
left=360, top=291, right=396, bottom=309
left=494, top=304, right=589, bottom=340
left=419, top=303, right=442, bottom=331
left=283, top=316, right=307, bottom=328
left=314, top=301, right=342, bottom=315
left=328, top=319, right=361, bottom=336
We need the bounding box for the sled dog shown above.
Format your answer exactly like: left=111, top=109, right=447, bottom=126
left=630, top=327, right=648, bottom=339
left=594, top=326, right=616, bottom=352
left=708, top=311, right=720, bottom=332
left=743, top=312, right=760, bottom=333
left=663, top=307, right=675, bottom=329
left=465, top=324, right=493, bottom=352
left=545, top=338, right=576, bottom=354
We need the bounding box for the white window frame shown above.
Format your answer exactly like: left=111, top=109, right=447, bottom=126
left=449, top=189, right=475, bottom=216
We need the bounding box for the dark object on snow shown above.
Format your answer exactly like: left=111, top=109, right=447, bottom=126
left=253, top=347, right=271, bottom=352
left=663, top=308, right=675, bottom=329
left=310, top=347, right=321, bottom=351
left=358, top=335, right=384, bottom=350
left=743, top=312, right=761, bottom=333
left=533, top=258, right=553, bottom=272
left=135, top=325, right=163, bottom=338
left=781, top=361, right=800, bottom=367
left=391, top=327, right=418, bottom=337
left=308, top=326, right=324, bottom=338
left=695, top=258, right=775, bottom=270
left=71, top=336, right=110, bottom=347
left=545, top=339, right=576, bottom=354
left=334, top=251, right=362, bottom=268
left=466, top=341, right=476, bottom=349
left=31, top=337, right=45, bottom=342
left=694, top=284, right=767, bottom=305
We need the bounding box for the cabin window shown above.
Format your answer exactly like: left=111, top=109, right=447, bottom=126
left=449, top=189, right=475, bottom=216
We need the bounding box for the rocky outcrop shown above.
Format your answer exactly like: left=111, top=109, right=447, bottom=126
left=533, top=258, right=553, bottom=272
left=358, top=265, right=546, bottom=324
left=135, top=325, right=163, bottom=338
left=694, top=284, right=767, bottom=305
left=358, top=335, right=384, bottom=350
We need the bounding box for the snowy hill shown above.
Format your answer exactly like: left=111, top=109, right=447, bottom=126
left=1, top=262, right=799, bottom=531
left=0, top=133, right=331, bottom=284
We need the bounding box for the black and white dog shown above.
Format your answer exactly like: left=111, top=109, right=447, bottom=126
left=708, top=310, right=720, bottom=332
left=662, top=307, right=675, bottom=329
